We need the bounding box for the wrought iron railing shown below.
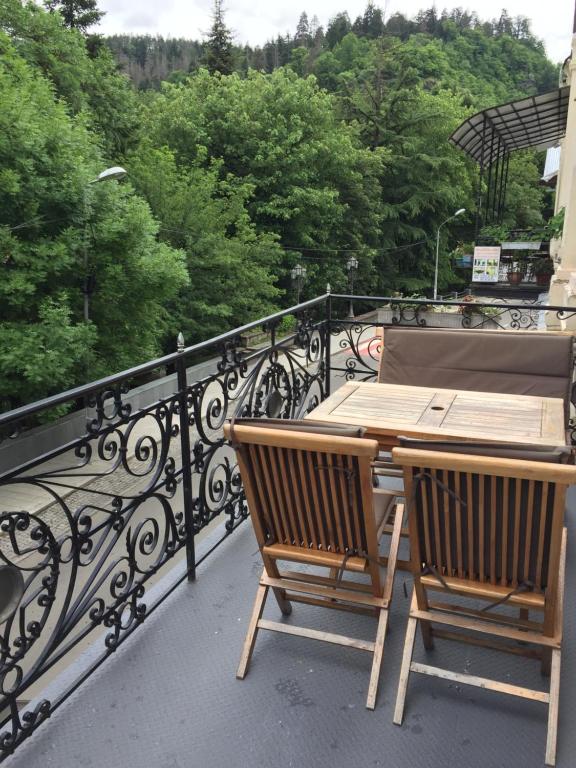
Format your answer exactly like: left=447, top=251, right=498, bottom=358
left=1, top=291, right=575, bottom=758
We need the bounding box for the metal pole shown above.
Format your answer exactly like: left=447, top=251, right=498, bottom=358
left=176, top=338, right=196, bottom=582
left=500, top=154, right=510, bottom=222
left=475, top=116, right=488, bottom=240
left=485, top=127, right=495, bottom=223
left=490, top=141, right=499, bottom=223
left=83, top=189, right=90, bottom=322
left=434, top=226, right=441, bottom=300
left=346, top=256, right=358, bottom=318
left=324, top=287, right=332, bottom=399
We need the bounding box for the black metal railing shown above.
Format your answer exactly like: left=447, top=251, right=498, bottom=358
left=1, top=291, right=576, bottom=757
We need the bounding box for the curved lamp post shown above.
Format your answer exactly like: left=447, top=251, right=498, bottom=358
left=434, top=208, right=465, bottom=300
left=83, top=166, right=128, bottom=321
left=291, top=263, right=307, bottom=306
left=346, top=255, right=359, bottom=318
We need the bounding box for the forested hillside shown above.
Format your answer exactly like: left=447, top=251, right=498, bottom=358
left=0, top=0, right=559, bottom=407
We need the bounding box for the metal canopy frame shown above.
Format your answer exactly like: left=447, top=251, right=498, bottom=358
left=449, top=87, right=570, bottom=232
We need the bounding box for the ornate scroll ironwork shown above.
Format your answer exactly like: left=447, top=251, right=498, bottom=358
left=0, top=306, right=327, bottom=759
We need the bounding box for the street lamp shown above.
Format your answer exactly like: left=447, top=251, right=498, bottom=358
left=346, top=255, right=359, bottom=318
left=434, top=208, right=465, bottom=301
left=83, top=166, right=128, bottom=321
left=291, top=263, right=307, bottom=305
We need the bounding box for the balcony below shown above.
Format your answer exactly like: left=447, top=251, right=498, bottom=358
left=5, top=488, right=576, bottom=768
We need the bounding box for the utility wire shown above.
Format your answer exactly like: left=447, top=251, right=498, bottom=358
left=157, top=225, right=428, bottom=256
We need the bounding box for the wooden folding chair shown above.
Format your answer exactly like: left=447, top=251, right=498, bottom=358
left=391, top=447, right=575, bottom=766
left=223, top=421, right=404, bottom=709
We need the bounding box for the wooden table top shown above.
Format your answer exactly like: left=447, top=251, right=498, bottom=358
left=307, top=382, right=566, bottom=446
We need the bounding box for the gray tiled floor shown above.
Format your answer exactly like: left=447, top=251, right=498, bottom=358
left=6, top=491, right=576, bottom=768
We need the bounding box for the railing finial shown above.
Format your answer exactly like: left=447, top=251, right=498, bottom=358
left=177, top=332, right=185, bottom=353
left=326, top=282, right=331, bottom=294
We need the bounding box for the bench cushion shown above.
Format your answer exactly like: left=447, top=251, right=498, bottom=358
left=379, top=327, right=573, bottom=422
left=229, top=417, right=366, bottom=439
left=398, top=436, right=571, bottom=463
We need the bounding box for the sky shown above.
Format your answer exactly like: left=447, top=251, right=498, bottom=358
left=97, top=1, right=574, bottom=64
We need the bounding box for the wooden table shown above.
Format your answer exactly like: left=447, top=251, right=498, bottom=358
left=308, top=382, right=566, bottom=447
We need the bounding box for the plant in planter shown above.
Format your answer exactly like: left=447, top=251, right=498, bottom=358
left=507, top=254, right=529, bottom=285
left=530, top=257, right=555, bottom=287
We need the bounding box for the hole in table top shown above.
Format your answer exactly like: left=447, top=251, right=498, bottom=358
left=431, top=406, right=445, bottom=411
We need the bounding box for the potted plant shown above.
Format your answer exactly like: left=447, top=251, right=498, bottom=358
left=530, top=257, right=555, bottom=287
left=507, top=255, right=528, bottom=285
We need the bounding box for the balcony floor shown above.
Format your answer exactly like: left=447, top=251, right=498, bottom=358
left=6, top=490, right=576, bottom=768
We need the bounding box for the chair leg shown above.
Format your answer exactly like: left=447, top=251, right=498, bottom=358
left=272, top=587, right=292, bottom=616
left=545, top=649, right=561, bottom=767
left=366, top=608, right=389, bottom=710
left=393, top=615, right=417, bottom=725
left=420, top=619, right=434, bottom=650
left=541, top=647, right=552, bottom=677
left=237, top=584, right=269, bottom=680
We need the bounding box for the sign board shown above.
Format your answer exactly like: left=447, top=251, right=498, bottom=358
left=472, top=246, right=501, bottom=283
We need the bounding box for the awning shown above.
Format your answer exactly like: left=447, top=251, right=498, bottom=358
left=450, top=87, right=570, bottom=166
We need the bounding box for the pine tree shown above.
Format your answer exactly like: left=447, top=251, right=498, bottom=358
left=204, top=0, right=234, bottom=75
left=325, top=12, right=352, bottom=48
left=44, top=0, right=103, bottom=32
left=362, top=2, right=385, bottom=38
left=295, top=12, right=311, bottom=46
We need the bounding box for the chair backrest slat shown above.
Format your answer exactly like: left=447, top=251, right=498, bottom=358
left=466, top=472, right=475, bottom=580
left=536, top=482, right=550, bottom=590
left=489, top=475, right=497, bottom=584
left=478, top=471, right=485, bottom=582
left=394, top=448, right=574, bottom=595
left=523, top=480, right=536, bottom=584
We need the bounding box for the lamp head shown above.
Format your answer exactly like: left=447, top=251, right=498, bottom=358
left=89, top=166, right=128, bottom=184
left=455, top=208, right=466, bottom=216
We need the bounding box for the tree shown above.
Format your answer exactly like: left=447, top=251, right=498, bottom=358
left=44, top=0, right=103, bottom=32
left=204, top=0, right=234, bottom=75
left=128, top=145, right=282, bottom=343
left=0, top=29, right=188, bottom=406
left=143, top=68, right=384, bottom=297
left=4, top=0, right=141, bottom=156
left=295, top=12, right=311, bottom=46
left=325, top=12, right=352, bottom=48
left=353, top=2, right=385, bottom=39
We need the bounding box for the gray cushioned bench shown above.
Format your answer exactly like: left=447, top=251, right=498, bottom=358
left=378, top=327, right=574, bottom=424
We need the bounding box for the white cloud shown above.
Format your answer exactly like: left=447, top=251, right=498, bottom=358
left=97, top=0, right=573, bottom=62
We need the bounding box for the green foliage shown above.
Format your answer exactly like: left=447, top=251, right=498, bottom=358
left=0, top=295, right=96, bottom=406
left=44, top=0, right=103, bottom=32
left=0, top=0, right=561, bottom=410
left=0, top=26, right=187, bottom=406
left=144, top=68, right=385, bottom=297
left=128, top=144, right=281, bottom=343
left=544, top=208, right=565, bottom=240
left=3, top=0, right=141, bottom=157
left=530, top=256, right=554, bottom=276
